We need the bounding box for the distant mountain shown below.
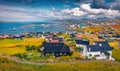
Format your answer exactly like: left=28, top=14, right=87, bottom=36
left=52, top=18, right=118, bottom=23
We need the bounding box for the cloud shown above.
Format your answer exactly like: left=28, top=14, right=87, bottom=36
left=74, top=0, right=93, bottom=3
left=63, top=4, right=70, bottom=8
left=0, top=3, right=120, bottom=22
left=59, top=3, right=120, bottom=19
left=0, top=5, right=51, bottom=22
left=3, top=0, right=34, bottom=4
left=91, top=0, right=120, bottom=10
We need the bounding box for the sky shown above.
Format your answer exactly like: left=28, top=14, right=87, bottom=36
left=0, top=0, right=120, bottom=22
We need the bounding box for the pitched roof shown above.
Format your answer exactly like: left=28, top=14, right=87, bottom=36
left=50, top=40, right=60, bottom=43
left=43, top=42, right=70, bottom=53
left=94, top=41, right=110, bottom=47
left=75, top=40, right=89, bottom=45
left=86, top=42, right=112, bottom=52
left=43, top=42, right=64, bottom=47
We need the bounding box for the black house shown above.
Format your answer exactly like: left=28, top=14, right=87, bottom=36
left=43, top=42, right=70, bottom=57
left=75, top=39, right=89, bottom=47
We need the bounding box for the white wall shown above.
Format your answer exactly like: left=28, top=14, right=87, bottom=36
left=82, top=46, right=114, bottom=60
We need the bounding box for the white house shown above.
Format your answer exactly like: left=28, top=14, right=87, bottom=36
left=82, top=41, right=114, bottom=60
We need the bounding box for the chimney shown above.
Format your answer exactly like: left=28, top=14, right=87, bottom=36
left=93, top=42, right=96, bottom=45
left=89, top=48, right=91, bottom=52
left=99, top=44, right=102, bottom=47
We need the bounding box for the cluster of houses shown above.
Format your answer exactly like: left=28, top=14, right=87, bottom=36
left=0, top=34, right=24, bottom=39
left=40, top=32, right=115, bottom=60
left=0, top=31, right=116, bottom=60
left=67, top=23, right=87, bottom=29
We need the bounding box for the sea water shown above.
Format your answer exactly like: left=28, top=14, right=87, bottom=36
left=0, top=22, right=66, bottom=34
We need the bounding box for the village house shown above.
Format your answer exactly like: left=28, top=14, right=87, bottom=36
left=34, top=32, right=43, bottom=37
left=49, top=38, right=63, bottom=43
left=43, top=42, right=70, bottom=57
left=75, top=39, right=89, bottom=47
left=0, top=34, right=9, bottom=39
left=112, top=35, right=120, bottom=39
left=82, top=41, right=114, bottom=60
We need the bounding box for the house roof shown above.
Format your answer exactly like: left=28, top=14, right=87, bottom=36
left=75, top=40, right=89, bottom=45
left=94, top=41, right=110, bottom=47
left=43, top=42, right=70, bottom=53
left=86, top=42, right=112, bottom=52
left=50, top=40, right=60, bottom=43
left=112, top=35, right=120, bottom=38
left=43, top=42, right=64, bottom=47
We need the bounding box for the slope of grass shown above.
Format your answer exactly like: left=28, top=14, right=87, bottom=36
left=0, top=39, right=23, bottom=47
left=0, top=56, right=120, bottom=71
left=22, top=38, right=45, bottom=46
left=112, top=49, right=120, bottom=62
left=109, top=41, right=119, bottom=49
left=109, top=41, right=120, bottom=62
left=0, top=39, right=22, bottom=44
left=0, top=61, right=120, bottom=71
left=0, top=38, right=45, bottom=55
left=0, top=46, right=26, bottom=55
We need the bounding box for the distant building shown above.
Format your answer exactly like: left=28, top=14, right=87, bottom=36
left=43, top=42, right=70, bottom=57
left=49, top=38, right=63, bottom=43
left=83, top=41, right=114, bottom=60
left=112, top=35, right=120, bottom=39
left=13, top=34, right=24, bottom=40
left=0, top=35, right=9, bottom=39
left=75, top=39, right=89, bottom=47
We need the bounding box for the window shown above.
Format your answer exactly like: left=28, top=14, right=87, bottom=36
left=94, top=55, right=100, bottom=57
left=64, top=53, right=66, bottom=55
left=89, top=54, right=92, bottom=57
left=52, top=53, right=54, bottom=55
left=60, top=53, right=62, bottom=55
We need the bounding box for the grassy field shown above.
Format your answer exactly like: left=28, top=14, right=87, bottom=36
left=109, top=41, right=119, bottom=49
left=0, top=38, right=45, bottom=55
left=0, top=46, right=26, bottom=55
left=0, top=61, right=120, bottom=71
left=112, top=49, right=120, bottom=62
left=108, top=41, right=120, bottom=62
left=0, top=38, right=120, bottom=71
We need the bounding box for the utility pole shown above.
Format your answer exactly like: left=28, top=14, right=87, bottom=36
left=119, top=40, right=120, bottom=49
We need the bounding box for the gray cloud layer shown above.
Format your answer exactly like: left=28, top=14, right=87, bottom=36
left=91, top=0, right=120, bottom=10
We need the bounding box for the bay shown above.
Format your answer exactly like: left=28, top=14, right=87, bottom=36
left=0, top=22, right=66, bottom=34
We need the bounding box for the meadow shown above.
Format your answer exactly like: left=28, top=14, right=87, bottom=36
left=109, top=41, right=120, bottom=62
left=0, top=60, right=120, bottom=71
left=0, top=38, right=45, bottom=55
left=0, top=37, right=120, bottom=71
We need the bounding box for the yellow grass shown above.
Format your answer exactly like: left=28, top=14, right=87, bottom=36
left=22, top=38, right=45, bottom=46
left=0, top=38, right=45, bottom=55
left=0, top=61, right=120, bottom=71
left=109, top=41, right=119, bottom=49
left=76, top=33, right=104, bottom=45
left=0, top=46, right=26, bottom=55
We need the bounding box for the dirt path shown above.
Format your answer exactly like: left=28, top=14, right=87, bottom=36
left=0, top=53, right=42, bottom=65
left=0, top=53, right=120, bottom=65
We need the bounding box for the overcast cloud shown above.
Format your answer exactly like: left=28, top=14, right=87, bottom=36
left=0, top=0, right=120, bottom=22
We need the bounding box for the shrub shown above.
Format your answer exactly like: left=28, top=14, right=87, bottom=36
left=13, top=53, right=27, bottom=59
left=0, top=57, right=9, bottom=63
left=104, top=51, right=110, bottom=59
